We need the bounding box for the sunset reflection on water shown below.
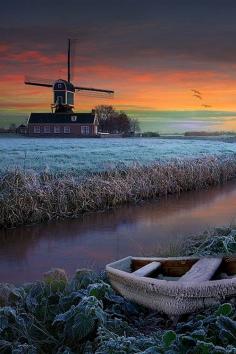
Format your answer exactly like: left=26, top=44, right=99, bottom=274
left=1, top=180, right=236, bottom=284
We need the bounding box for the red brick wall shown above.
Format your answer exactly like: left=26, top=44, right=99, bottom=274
left=28, top=124, right=97, bottom=137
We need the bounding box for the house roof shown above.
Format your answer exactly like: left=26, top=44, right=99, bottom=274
left=28, top=113, right=96, bottom=124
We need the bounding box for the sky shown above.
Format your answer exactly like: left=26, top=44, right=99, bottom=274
left=1, top=0, right=236, bottom=132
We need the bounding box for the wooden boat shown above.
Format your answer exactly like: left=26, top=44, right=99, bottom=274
left=106, top=256, right=236, bottom=315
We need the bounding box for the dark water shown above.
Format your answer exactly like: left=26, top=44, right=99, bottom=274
left=1, top=181, right=236, bottom=284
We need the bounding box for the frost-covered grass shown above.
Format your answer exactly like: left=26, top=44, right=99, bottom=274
left=0, top=228, right=236, bottom=353
left=1, top=136, right=236, bottom=173
left=185, top=226, right=236, bottom=256
left=2, top=155, right=236, bottom=228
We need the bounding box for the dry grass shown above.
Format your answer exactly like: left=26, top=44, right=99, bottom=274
left=1, top=155, right=236, bottom=228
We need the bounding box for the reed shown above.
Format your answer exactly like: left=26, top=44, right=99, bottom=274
left=1, top=155, right=236, bottom=228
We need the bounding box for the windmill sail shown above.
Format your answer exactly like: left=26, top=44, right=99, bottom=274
left=75, top=86, right=114, bottom=95
left=24, top=38, right=114, bottom=112
left=76, top=90, right=114, bottom=99
left=68, top=39, right=71, bottom=82
left=25, top=81, right=53, bottom=88
left=24, top=76, right=54, bottom=87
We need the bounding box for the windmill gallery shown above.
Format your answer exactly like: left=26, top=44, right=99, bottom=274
left=25, top=39, right=114, bottom=137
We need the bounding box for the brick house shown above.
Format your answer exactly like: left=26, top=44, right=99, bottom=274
left=27, top=112, right=98, bottom=137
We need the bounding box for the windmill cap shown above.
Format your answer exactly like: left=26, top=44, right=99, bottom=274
left=53, top=79, right=75, bottom=91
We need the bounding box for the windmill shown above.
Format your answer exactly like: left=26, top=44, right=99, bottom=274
left=25, top=39, right=114, bottom=113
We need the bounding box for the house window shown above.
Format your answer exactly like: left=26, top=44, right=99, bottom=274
left=71, top=115, right=77, bottom=122
left=54, top=126, right=61, bottom=133
left=33, top=126, right=40, bottom=133
left=81, top=126, right=90, bottom=135
left=64, top=126, right=71, bottom=134
left=44, top=126, right=50, bottom=133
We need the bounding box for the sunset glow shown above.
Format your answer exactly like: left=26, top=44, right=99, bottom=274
left=2, top=0, right=236, bottom=132
left=2, top=56, right=236, bottom=111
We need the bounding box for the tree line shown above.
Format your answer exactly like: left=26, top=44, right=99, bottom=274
left=94, top=105, right=140, bottom=135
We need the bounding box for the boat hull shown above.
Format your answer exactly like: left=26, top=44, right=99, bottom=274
left=106, top=256, right=236, bottom=315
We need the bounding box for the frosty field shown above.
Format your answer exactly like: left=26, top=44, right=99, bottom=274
left=1, top=136, right=236, bottom=173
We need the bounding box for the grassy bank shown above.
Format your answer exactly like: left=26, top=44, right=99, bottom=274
left=0, top=227, right=235, bottom=353
left=1, top=155, right=236, bottom=228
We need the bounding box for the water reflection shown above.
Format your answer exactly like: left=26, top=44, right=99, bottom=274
left=1, top=181, right=236, bottom=284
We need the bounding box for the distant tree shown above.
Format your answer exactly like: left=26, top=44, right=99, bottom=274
left=94, top=105, right=140, bottom=135
left=94, top=105, right=116, bottom=132
left=129, top=118, right=141, bottom=133
left=115, top=112, right=130, bottom=134
left=95, top=105, right=115, bottom=119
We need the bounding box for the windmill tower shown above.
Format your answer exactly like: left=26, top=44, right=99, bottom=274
left=25, top=39, right=114, bottom=113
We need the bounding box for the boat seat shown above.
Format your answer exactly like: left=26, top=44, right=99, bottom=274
left=133, top=261, right=161, bottom=277
left=178, top=257, right=222, bottom=283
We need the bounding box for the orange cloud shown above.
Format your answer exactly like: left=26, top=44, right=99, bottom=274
left=1, top=54, right=236, bottom=114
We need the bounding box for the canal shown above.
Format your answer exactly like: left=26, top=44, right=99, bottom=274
left=1, top=181, right=236, bottom=283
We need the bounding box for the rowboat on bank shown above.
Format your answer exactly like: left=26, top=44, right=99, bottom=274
left=106, top=256, right=236, bottom=315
